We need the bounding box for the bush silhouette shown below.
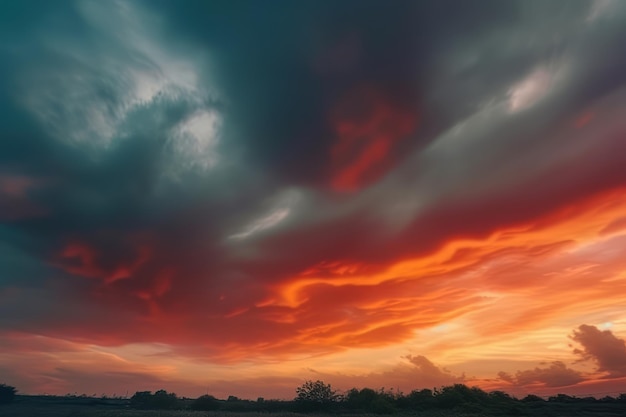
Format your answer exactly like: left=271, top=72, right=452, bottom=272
left=130, top=390, right=179, bottom=409
left=434, top=384, right=489, bottom=409
left=521, top=394, right=544, bottom=402
left=130, top=391, right=152, bottom=408
left=344, top=387, right=396, bottom=413
left=345, top=387, right=378, bottom=409
left=370, top=396, right=396, bottom=414
left=191, top=394, right=221, bottom=411
left=152, top=389, right=179, bottom=409
left=0, top=384, right=16, bottom=405
left=405, top=388, right=435, bottom=409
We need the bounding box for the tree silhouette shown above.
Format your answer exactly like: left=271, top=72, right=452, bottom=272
left=0, top=384, right=17, bottom=405
left=296, top=380, right=338, bottom=403
left=295, top=380, right=338, bottom=411
left=191, top=394, right=221, bottom=411
left=345, top=387, right=378, bottom=409
left=130, top=390, right=179, bottom=409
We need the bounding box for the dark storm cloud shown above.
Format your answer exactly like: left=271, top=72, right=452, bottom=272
left=0, top=0, right=247, bottom=342
left=144, top=0, right=416, bottom=185
left=1, top=0, right=428, bottom=345
left=2, top=0, right=626, bottom=363
left=3, top=0, right=623, bottom=189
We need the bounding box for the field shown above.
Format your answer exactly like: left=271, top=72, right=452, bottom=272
left=2, top=395, right=625, bottom=417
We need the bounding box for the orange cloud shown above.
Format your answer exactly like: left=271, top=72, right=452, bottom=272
left=308, top=354, right=465, bottom=394
left=26, top=184, right=626, bottom=376
left=0, top=332, right=204, bottom=396
left=262, top=187, right=626, bottom=362
left=14, top=177, right=626, bottom=397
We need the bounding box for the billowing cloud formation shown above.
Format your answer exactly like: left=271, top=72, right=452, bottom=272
left=2, top=0, right=626, bottom=398
left=312, top=354, right=465, bottom=394
left=572, top=325, right=626, bottom=377
left=491, top=324, right=626, bottom=395
left=498, top=362, right=584, bottom=388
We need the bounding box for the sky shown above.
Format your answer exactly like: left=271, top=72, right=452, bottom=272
left=1, top=0, right=626, bottom=400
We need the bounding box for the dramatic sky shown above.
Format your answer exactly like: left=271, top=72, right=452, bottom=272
left=2, top=0, right=626, bottom=400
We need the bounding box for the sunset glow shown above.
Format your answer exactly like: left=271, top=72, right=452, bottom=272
left=2, top=0, right=626, bottom=401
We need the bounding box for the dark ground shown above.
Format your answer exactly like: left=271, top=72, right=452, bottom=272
left=1, top=395, right=625, bottom=417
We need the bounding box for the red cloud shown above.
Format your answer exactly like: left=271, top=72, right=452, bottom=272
left=22, top=183, right=624, bottom=369
left=330, top=86, right=416, bottom=191
left=55, top=240, right=151, bottom=284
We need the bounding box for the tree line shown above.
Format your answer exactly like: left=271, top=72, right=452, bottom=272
left=2, top=380, right=626, bottom=415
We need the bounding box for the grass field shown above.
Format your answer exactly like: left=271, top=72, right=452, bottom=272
left=4, top=404, right=626, bottom=417
left=2, top=396, right=625, bottom=417
left=0, top=407, right=457, bottom=417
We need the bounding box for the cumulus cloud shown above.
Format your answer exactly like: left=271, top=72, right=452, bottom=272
left=501, top=361, right=584, bottom=388
left=495, top=324, right=626, bottom=390
left=571, top=324, right=626, bottom=377
left=404, top=355, right=465, bottom=386
left=309, top=354, right=465, bottom=393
